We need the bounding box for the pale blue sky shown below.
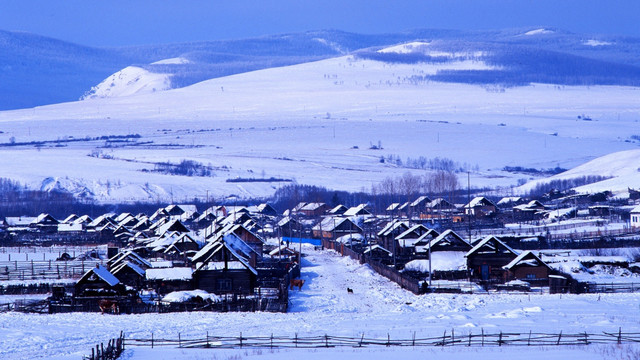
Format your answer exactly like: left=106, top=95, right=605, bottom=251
left=1, top=0, right=639, bottom=46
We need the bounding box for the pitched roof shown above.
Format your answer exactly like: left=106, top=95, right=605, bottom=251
left=192, top=233, right=257, bottom=264
left=503, top=251, right=550, bottom=270
left=466, top=197, right=497, bottom=208
left=466, top=236, right=518, bottom=258
left=428, top=229, right=471, bottom=250
left=410, top=195, right=431, bottom=207
left=111, top=261, right=146, bottom=277
left=363, top=244, right=392, bottom=255
left=386, top=203, right=400, bottom=211
left=79, top=265, right=120, bottom=287
left=312, top=217, right=362, bottom=232
left=344, top=204, right=370, bottom=216
left=377, top=220, right=410, bottom=237
left=193, top=235, right=258, bottom=275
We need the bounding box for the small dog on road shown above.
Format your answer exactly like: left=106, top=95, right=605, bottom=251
left=347, top=287, right=353, bottom=294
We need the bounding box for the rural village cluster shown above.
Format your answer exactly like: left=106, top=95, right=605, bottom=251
left=3, top=188, right=640, bottom=315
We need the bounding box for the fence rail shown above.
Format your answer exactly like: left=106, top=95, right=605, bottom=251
left=124, top=328, right=640, bottom=349
left=0, top=259, right=104, bottom=281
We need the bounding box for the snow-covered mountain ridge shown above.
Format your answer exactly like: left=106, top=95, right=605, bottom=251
left=0, top=43, right=638, bottom=202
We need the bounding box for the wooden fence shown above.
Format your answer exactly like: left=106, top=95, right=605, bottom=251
left=124, top=328, right=640, bottom=349
left=84, top=332, right=125, bottom=360
left=0, top=259, right=104, bottom=281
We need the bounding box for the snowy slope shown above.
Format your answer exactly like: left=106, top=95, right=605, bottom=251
left=518, top=149, right=640, bottom=196
left=0, top=44, right=639, bottom=201
left=81, top=66, right=172, bottom=99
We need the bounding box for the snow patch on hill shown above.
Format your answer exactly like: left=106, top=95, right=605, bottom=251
left=379, top=41, right=486, bottom=58
left=524, top=28, right=555, bottom=36
left=583, top=39, right=613, bottom=47
left=151, top=57, right=190, bottom=65
left=81, top=66, right=171, bottom=99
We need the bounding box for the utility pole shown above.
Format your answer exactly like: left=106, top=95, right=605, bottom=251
left=467, top=172, right=472, bottom=244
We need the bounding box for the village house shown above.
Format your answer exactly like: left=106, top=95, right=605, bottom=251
left=464, top=197, right=498, bottom=218
left=192, top=234, right=259, bottom=295
left=75, top=264, right=125, bottom=297
left=632, top=205, right=640, bottom=228
left=377, top=220, right=411, bottom=253
left=466, top=236, right=519, bottom=282
left=312, top=216, right=363, bottom=240
left=502, top=251, right=552, bottom=285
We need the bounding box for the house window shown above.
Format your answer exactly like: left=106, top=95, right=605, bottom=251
left=216, top=278, right=232, bottom=292
left=526, top=274, right=536, bottom=280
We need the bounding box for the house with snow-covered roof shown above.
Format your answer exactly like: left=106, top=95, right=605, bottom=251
left=502, top=251, right=551, bottom=285
left=466, top=236, right=519, bottom=282
left=75, top=264, right=125, bottom=297
left=464, top=197, right=498, bottom=218
left=630, top=205, right=640, bottom=228
left=312, top=216, right=363, bottom=240
left=344, top=204, right=371, bottom=217
left=192, top=234, right=258, bottom=295
left=377, top=220, right=411, bottom=252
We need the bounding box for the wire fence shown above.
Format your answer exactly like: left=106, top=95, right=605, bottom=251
left=124, top=328, right=640, bottom=349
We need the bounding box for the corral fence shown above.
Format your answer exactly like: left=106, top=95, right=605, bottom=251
left=0, top=299, right=49, bottom=313
left=0, top=282, right=73, bottom=295
left=123, top=328, right=640, bottom=349
left=583, top=282, right=640, bottom=294
left=83, top=331, right=125, bottom=360
left=0, top=259, right=105, bottom=281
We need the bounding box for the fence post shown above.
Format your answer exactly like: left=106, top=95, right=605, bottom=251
left=556, top=331, right=562, bottom=345
left=178, top=332, right=181, bottom=348
left=270, top=333, right=273, bottom=349
left=451, top=328, right=455, bottom=345
left=499, top=331, right=502, bottom=346
left=295, top=333, right=298, bottom=348
left=240, top=332, right=243, bottom=348
left=618, top=327, right=622, bottom=344
left=412, top=331, right=416, bottom=347
left=442, top=330, right=446, bottom=346
left=206, top=331, right=209, bottom=348
left=325, top=334, right=329, bottom=348
left=481, top=328, right=484, bottom=346
left=528, top=330, right=532, bottom=346
left=468, top=332, right=472, bottom=346
left=151, top=332, right=154, bottom=349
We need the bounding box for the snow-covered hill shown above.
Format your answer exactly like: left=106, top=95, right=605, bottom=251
left=518, top=149, right=640, bottom=196
left=81, top=66, right=172, bottom=99
left=0, top=35, right=639, bottom=202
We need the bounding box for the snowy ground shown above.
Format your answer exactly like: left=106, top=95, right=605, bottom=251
left=3, top=246, right=640, bottom=359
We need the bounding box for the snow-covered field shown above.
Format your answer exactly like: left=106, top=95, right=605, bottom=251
left=0, top=48, right=638, bottom=202
left=3, top=246, right=640, bottom=360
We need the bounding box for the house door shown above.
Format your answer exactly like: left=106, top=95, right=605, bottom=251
left=480, top=265, right=490, bottom=281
